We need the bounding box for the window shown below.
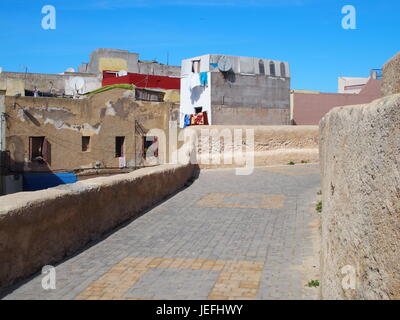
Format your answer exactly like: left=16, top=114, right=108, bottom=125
left=82, top=136, right=91, bottom=152
left=280, top=62, right=286, bottom=78
left=29, top=136, right=51, bottom=163
left=192, top=60, right=201, bottom=73
left=115, top=136, right=125, bottom=158
left=135, top=88, right=164, bottom=102
left=259, top=60, right=265, bottom=75
left=269, top=61, right=276, bottom=76
left=143, top=136, right=159, bottom=159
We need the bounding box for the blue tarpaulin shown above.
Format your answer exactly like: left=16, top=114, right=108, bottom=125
left=23, top=172, right=77, bottom=191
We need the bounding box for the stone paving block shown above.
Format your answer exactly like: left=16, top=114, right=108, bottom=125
left=125, top=268, right=220, bottom=300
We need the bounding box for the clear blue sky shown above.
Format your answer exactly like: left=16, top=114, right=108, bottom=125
left=0, top=0, right=398, bottom=92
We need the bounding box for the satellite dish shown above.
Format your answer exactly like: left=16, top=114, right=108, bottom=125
left=218, top=56, right=232, bottom=72
left=118, top=70, right=128, bottom=77
left=69, top=77, right=85, bottom=91
left=65, top=67, right=75, bottom=73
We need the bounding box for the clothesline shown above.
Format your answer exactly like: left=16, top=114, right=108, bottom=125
left=189, top=72, right=208, bottom=90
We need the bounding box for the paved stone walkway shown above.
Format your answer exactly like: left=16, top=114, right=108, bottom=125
left=1, top=164, right=321, bottom=300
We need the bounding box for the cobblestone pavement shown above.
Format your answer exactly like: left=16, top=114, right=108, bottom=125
left=1, top=164, right=321, bottom=300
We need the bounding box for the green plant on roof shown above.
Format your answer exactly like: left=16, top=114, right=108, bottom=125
left=316, top=201, right=322, bottom=213
left=307, top=280, right=320, bottom=288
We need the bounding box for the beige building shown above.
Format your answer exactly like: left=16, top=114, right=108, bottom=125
left=0, top=87, right=179, bottom=195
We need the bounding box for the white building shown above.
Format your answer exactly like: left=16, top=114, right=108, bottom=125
left=180, top=54, right=291, bottom=128
left=338, top=70, right=381, bottom=94
left=338, top=76, right=370, bottom=94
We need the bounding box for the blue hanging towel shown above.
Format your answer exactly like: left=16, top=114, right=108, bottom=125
left=200, top=72, right=208, bottom=86
left=184, top=114, right=191, bottom=128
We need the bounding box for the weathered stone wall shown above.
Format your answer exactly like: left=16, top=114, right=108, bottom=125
left=381, top=52, right=400, bottom=96
left=0, top=163, right=194, bottom=288
left=319, top=94, right=400, bottom=299
left=0, top=93, right=5, bottom=195
left=181, top=125, right=319, bottom=169
left=211, top=73, right=290, bottom=125
left=212, top=106, right=290, bottom=126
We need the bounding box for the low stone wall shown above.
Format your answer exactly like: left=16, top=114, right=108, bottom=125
left=0, top=164, right=194, bottom=289
left=382, top=52, right=400, bottom=96
left=211, top=106, right=290, bottom=126
left=319, top=94, right=400, bottom=299
left=181, top=125, right=319, bottom=169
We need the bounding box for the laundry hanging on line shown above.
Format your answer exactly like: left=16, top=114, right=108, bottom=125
left=200, top=72, right=208, bottom=86
left=191, top=111, right=209, bottom=126
left=183, top=114, right=191, bottom=128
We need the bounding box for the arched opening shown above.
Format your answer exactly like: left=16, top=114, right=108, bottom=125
left=269, top=61, right=276, bottom=76
left=259, top=60, right=265, bottom=75
left=280, top=62, right=286, bottom=78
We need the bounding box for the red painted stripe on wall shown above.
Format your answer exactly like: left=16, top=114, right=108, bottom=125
left=102, top=72, right=180, bottom=90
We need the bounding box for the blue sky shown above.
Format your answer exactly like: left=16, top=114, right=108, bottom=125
left=0, top=0, right=398, bottom=92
